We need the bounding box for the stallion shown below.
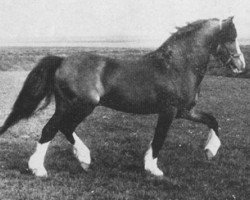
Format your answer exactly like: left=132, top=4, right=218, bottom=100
left=0, top=17, right=246, bottom=177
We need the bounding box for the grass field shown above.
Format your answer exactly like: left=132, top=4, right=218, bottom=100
left=0, top=46, right=249, bottom=200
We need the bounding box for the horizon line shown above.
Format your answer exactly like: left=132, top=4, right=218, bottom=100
left=0, top=37, right=249, bottom=48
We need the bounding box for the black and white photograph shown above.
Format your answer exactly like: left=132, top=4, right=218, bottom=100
left=0, top=0, right=249, bottom=199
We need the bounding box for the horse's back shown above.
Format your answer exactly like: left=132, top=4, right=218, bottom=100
left=55, top=52, right=111, bottom=104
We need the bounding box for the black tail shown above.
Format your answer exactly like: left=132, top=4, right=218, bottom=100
left=0, top=55, right=64, bottom=135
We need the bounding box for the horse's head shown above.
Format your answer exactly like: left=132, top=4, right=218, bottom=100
left=213, top=17, right=246, bottom=74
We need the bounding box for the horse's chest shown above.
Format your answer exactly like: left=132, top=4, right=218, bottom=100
left=156, top=75, right=198, bottom=109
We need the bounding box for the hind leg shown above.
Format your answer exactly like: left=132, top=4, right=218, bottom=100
left=28, top=113, right=60, bottom=177
left=58, top=102, right=95, bottom=171
left=28, top=101, right=95, bottom=177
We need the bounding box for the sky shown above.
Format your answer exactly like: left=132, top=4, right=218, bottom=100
left=0, top=0, right=249, bottom=46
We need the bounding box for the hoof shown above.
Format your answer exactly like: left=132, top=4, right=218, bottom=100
left=80, top=162, right=90, bottom=171
left=29, top=167, right=48, bottom=177
left=144, top=146, right=164, bottom=177
left=205, top=149, right=214, bottom=160
left=146, top=171, right=164, bottom=179
left=145, top=167, right=164, bottom=177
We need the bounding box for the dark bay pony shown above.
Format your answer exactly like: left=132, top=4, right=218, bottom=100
left=0, top=17, right=246, bottom=177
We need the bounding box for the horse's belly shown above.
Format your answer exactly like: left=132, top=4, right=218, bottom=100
left=101, top=102, right=159, bottom=114
left=99, top=92, right=159, bottom=114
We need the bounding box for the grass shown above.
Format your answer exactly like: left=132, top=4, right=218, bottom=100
left=0, top=47, right=249, bottom=199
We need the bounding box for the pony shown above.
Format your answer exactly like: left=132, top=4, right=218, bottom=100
left=0, top=17, right=245, bottom=177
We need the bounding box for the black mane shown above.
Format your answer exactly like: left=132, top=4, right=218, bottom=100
left=154, top=18, right=219, bottom=56
left=164, top=18, right=219, bottom=44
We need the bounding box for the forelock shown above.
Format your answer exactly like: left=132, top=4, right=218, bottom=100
left=218, top=19, right=237, bottom=42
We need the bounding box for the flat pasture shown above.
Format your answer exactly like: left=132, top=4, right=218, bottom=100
left=0, top=46, right=249, bottom=200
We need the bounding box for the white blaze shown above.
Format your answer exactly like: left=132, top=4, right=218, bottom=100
left=204, top=129, right=221, bottom=157
left=235, top=39, right=246, bottom=71
left=219, top=19, right=222, bottom=30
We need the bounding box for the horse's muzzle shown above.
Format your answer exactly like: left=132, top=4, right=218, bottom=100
left=229, top=55, right=246, bottom=74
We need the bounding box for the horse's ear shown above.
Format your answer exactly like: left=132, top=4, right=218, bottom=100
left=228, top=16, right=234, bottom=22
left=222, top=16, right=234, bottom=28
left=223, top=16, right=234, bottom=23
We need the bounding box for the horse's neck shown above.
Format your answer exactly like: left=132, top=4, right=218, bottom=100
left=153, top=38, right=211, bottom=87
left=157, top=39, right=211, bottom=69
